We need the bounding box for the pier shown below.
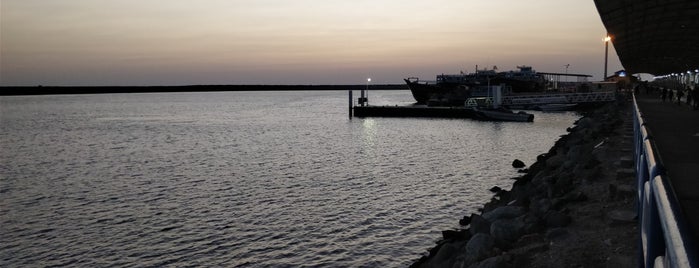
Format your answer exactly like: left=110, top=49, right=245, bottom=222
left=595, top=0, right=699, bottom=267
left=632, top=93, right=698, bottom=268
left=353, top=105, right=476, bottom=118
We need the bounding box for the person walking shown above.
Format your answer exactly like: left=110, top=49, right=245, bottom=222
left=668, top=89, right=674, bottom=103
left=662, top=87, right=667, bottom=102
left=677, top=89, right=684, bottom=105
left=686, top=87, right=692, bottom=106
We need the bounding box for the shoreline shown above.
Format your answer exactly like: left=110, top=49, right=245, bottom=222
left=410, top=100, right=638, bottom=267
left=0, top=85, right=407, bottom=96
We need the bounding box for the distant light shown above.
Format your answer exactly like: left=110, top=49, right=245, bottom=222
left=619, top=71, right=626, bottom=77
left=367, top=78, right=371, bottom=82
left=604, top=36, right=611, bottom=42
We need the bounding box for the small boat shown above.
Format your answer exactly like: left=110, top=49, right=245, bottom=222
left=535, top=103, right=577, bottom=111
left=471, top=107, right=534, bottom=122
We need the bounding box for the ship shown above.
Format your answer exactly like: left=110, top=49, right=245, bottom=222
left=404, top=66, right=546, bottom=105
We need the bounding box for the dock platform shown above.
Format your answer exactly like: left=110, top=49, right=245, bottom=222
left=353, top=105, right=477, bottom=118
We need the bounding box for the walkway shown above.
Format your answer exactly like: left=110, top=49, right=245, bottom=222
left=635, top=91, right=699, bottom=241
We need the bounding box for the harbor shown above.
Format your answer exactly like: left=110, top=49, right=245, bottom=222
left=349, top=68, right=617, bottom=122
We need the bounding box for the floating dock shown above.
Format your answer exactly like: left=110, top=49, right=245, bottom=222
left=353, top=105, right=477, bottom=118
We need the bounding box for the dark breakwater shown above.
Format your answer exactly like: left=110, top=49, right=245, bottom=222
left=0, top=84, right=407, bottom=96
left=411, top=101, right=638, bottom=267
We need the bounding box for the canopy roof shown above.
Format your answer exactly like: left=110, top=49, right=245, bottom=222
left=594, top=0, right=699, bottom=75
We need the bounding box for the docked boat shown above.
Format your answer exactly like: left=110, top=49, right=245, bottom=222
left=404, top=66, right=545, bottom=105
left=471, top=107, right=534, bottom=122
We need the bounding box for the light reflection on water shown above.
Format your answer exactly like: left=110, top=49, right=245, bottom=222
left=0, top=90, right=578, bottom=267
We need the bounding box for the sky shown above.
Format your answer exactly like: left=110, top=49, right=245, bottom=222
left=0, top=0, right=623, bottom=86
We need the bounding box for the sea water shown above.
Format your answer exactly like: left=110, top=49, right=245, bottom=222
left=0, top=90, right=578, bottom=267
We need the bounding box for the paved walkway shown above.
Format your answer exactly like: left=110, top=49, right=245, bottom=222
left=635, top=91, right=699, bottom=241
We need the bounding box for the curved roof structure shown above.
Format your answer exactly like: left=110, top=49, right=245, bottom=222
left=594, top=0, right=699, bottom=75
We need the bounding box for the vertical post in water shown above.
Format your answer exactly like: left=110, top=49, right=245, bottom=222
left=360, top=87, right=365, bottom=107
left=349, top=90, right=353, bottom=119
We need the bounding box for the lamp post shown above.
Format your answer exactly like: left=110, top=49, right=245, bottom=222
left=604, top=35, right=611, bottom=81
left=366, top=78, right=371, bottom=106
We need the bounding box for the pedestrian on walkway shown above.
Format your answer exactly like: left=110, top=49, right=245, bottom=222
left=686, top=87, right=692, bottom=106
left=677, top=89, right=684, bottom=105
left=668, top=89, right=674, bottom=103
left=662, top=88, right=667, bottom=102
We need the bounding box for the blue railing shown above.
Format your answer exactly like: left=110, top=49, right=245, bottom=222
left=633, top=95, right=698, bottom=268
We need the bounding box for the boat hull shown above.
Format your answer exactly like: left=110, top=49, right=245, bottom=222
left=404, top=79, right=470, bottom=106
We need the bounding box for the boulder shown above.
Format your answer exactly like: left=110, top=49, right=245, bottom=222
left=482, top=206, right=526, bottom=222
left=544, top=210, right=571, bottom=228
left=471, top=255, right=512, bottom=268
left=464, top=233, right=496, bottom=263
left=528, top=198, right=552, bottom=218
left=512, top=159, right=526, bottom=168
left=545, top=227, right=570, bottom=240
left=490, top=218, right=526, bottom=244
left=469, top=214, right=491, bottom=235
left=421, top=241, right=465, bottom=268
left=459, top=215, right=472, bottom=226
left=442, top=229, right=471, bottom=241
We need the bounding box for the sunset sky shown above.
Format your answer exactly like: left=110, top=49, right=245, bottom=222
left=0, top=0, right=623, bottom=86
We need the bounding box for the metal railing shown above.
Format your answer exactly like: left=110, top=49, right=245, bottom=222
left=633, top=94, right=698, bottom=268
left=501, top=91, right=616, bottom=105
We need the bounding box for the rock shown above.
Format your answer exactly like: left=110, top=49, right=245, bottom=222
left=490, top=218, right=526, bottom=244
left=552, top=191, right=587, bottom=208
left=606, top=254, right=635, bottom=268
left=459, top=215, right=472, bottom=226
left=545, top=154, right=565, bottom=168
left=422, top=241, right=465, bottom=268
left=519, top=213, right=544, bottom=235
left=442, top=229, right=470, bottom=241
left=514, top=233, right=544, bottom=248
left=512, top=159, right=526, bottom=168
left=552, top=174, right=575, bottom=197
left=608, top=210, right=636, bottom=225
left=509, top=242, right=550, bottom=256
left=472, top=255, right=512, bottom=268
left=470, top=214, right=491, bottom=235
left=482, top=206, right=526, bottom=222
left=489, top=186, right=502, bottom=193
left=545, top=227, right=569, bottom=240
left=529, top=198, right=552, bottom=218
left=464, top=233, right=496, bottom=263
left=544, top=210, right=571, bottom=228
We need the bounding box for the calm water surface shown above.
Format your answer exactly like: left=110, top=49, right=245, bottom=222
left=0, top=90, right=579, bottom=267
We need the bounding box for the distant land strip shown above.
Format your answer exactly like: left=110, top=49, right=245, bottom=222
left=0, top=84, right=408, bottom=96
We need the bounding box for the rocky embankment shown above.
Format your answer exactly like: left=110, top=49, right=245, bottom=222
left=410, top=101, right=638, bottom=268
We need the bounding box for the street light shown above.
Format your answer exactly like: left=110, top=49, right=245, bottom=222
left=604, top=35, right=611, bottom=81
left=366, top=78, right=371, bottom=106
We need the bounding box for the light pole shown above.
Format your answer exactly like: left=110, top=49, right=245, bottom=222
left=366, top=78, right=371, bottom=106
left=604, top=35, right=611, bottom=81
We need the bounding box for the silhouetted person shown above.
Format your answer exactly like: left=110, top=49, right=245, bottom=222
left=662, top=88, right=667, bottom=102
left=677, top=89, right=684, bottom=105
left=686, top=87, right=692, bottom=106
left=668, top=89, right=674, bottom=103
